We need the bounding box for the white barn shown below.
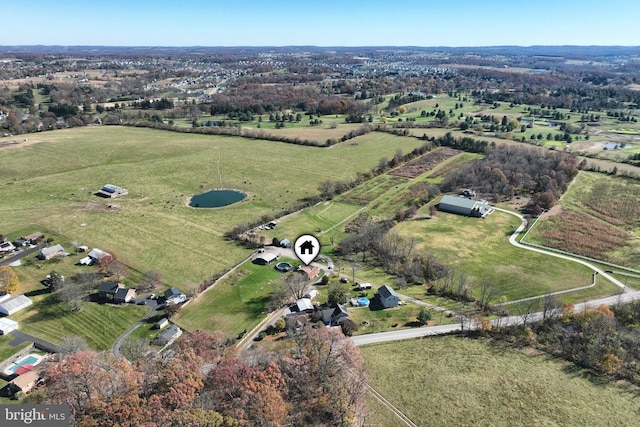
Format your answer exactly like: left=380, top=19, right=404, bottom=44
left=0, top=317, right=18, bottom=335
left=438, top=195, right=493, bottom=218
left=0, top=295, right=33, bottom=316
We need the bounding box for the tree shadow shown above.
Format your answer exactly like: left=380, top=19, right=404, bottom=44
left=404, top=321, right=422, bottom=327
left=245, top=295, right=272, bottom=316
left=24, top=288, right=51, bottom=297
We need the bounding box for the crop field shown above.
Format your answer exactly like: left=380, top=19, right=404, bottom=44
left=394, top=208, right=615, bottom=302
left=526, top=171, right=640, bottom=270
left=361, top=336, right=640, bottom=427
left=0, top=126, right=426, bottom=287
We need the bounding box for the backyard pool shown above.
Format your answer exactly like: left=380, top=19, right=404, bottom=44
left=3, top=353, right=43, bottom=376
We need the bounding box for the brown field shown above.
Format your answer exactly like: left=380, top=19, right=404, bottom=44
left=388, top=147, right=461, bottom=178
left=254, top=123, right=365, bottom=143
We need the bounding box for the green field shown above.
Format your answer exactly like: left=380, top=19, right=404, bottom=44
left=394, top=209, right=613, bottom=302
left=361, top=336, right=640, bottom=427
left=0, top=127, right=426, bottom=287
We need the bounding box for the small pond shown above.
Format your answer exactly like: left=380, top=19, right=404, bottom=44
left=189, top=189, right=246, bottom=208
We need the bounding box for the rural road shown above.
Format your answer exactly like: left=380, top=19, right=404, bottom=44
left=112, top=299, right=160, bottom=359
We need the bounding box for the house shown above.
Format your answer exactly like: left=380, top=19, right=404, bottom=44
left=98, top=282, right=124, bottom=300
left=5, top=371, right=39, bottom=396
left=38, top=244, right=65, bottom=260
left=154, top=318, right=169, bottom=330
left=164, top=287, right=186, bottom=305
left=23, top=232, right=44, bottom=245
left=96, top=184, right=128, bottom=198
left=114, top=287, right=136, bottom=303
left=285, top=312, right=309, bottom=333
left=0, top=295, right=33, bottom=316
left=376, top=285, right=400, bottom=309
left=319, top=304, right=349, bottom=326
left=0, top=241, right=15, bottom=254
left=296, top=298, right=314, bottom=314
left=0, top=317, right=18, bottom=335
left=297, top=265, right=319, bottom=281
left=80, top=248, right=112, bottom=265
left=154, top=324, right=182, bottom=346
left=299, top=239, right=315, bottom=255
left=164, top=287, right=181, bottom=299
left=252, top=252, right=278, bottom=265
left=438, top=195, right=493, bottom=218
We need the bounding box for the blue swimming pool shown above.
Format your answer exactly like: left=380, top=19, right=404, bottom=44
left=6, top=354, right=41, bottom=374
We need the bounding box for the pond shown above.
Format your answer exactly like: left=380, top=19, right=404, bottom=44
left=189, top=189, right=246, bottom=208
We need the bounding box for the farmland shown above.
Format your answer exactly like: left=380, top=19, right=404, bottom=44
left=0, top=126, right=426, bottom=287
left=361, top=336, right=640, bottom=427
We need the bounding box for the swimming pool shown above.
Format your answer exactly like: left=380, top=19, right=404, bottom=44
left=3, top=353, right=43, bottom=375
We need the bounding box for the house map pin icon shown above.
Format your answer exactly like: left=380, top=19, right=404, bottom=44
left=294, top=234, right=321, bottom=266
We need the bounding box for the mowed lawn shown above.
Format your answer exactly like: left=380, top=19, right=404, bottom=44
left=361, top=336, right=640, bottom=427
left=394, top=209, right=604, bottom=301
left=0, top=126, right=426, bottom=287
left=174, top=257, right=298, bottom=336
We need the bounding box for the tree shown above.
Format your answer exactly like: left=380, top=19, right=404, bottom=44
left=340, top=318, right=358, bottom=337
left=417, top=307, right=433, bottom=326
left=47, top=270, right=65, bottom=291
left=59, top=336, right=91, bottom=355
left=542, top=293, right=562, bottom=320
left=327, top=283, right=350, bottom=305
left=138, top=270, right=163, bottom=293
left=0, top=266, right=19, bottom=294
left=283, top=272, right=308, bottom=301
left=56, top=281, right=86, bottom=311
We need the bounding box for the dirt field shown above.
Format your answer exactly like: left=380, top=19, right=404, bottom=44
left=388, top=147, right=461, bottom=178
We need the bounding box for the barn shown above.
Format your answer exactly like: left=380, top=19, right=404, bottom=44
left=438, top=195, right=493, bottom=218
left=0, top=295, right=33, bottom=316
left=0, top=317, right=18, bottom=335
left=96, top=184, right=128, bottom=198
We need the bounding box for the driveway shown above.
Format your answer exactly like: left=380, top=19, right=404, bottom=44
left=112, top=298, right=160, bottom=359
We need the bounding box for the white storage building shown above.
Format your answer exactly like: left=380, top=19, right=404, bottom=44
left=0, top=317, right=18, bottom=335
left=0, top=295, right=33, bottom=316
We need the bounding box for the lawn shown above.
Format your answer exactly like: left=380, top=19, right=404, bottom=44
left=9, top=293, right=148, bottom=351
left=361, top=336, right=640, bottom=427
left=0, top=335, right=31, bottom=363
left=174, top=257, right=300, bottom=336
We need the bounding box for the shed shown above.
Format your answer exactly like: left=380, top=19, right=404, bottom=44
left=356, top=282, right=372, bottom=291
left=296, top=298, right=314, bottom=313
left=154, top=318, right=169, bottom=330
left=38, top=244, right=65, bottom=260
left=97, top=184, right=128, bottom=198
left=154, top=324, right=182, bottom=346
left=0, top=317, right=18, bottom=335
left=0, top=295, right=33, bottom=316
left=252, top=253, right=278, bottom=265
left=86, top=248, right=112, bottom=264
left=438, top=195, right=492, bottom=218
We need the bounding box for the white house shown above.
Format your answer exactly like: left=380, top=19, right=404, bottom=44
left=0, top=295, right=33, bottom=316
left=38, top=244, right=65, bottom=260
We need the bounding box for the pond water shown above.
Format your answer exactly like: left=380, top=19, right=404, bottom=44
left=189, top=189, right=246, bottom=208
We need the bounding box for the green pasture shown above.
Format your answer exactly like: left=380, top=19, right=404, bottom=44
left=0, top=126, right=426, bottom=287
left=394, top=209, right=608, bottom=302
left=175, top=257, right=299, bottom=336
left=361, top=336, right=640, bottom=427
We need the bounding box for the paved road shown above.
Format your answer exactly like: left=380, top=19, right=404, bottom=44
left=112, top=298, right=160, bottom=359
left=0, top=244, right=43, bottom=267
left=9, top=330, right=62, bottom=353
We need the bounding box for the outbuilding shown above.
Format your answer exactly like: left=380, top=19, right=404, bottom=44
left=252, top=252, right=278, bottom=265
left=154, top=318, right=169, bottom=330
left=0, top=317, right=18, bottom=335
left=438, top=195, right=493, bottom=218
left=38, top=244, right=65, bottom=260
left=0, top=295, right=33, bottom=316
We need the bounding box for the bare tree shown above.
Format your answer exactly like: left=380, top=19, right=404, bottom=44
left=120, top=338, right=150, bottom=362
left=542, top=293, right=562, bottom=320
left=478, top=281, right=499, bottom=312
left=515, top=299, right=540, bottom=328
left=59, top=336, right=91, bottom=355
left=57, top=282, right=87, bottom=312
left=138, top=270, right=163, bottom=293
left=283, top=273, right=308, bottom=301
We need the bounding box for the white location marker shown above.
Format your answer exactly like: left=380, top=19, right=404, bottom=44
left=294, top=234, right=321, bottom=266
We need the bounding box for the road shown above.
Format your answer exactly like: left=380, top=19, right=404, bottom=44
left=0, top=244, right=43, bottom=267
left=112, top=298, right=160, bottom=359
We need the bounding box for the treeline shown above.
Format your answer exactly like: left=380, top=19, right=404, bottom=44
left=440, top=144, right=580, bottom=213
left=485, top=301, right=640, bottom=384
left=37, top=328, right=367, bottom=426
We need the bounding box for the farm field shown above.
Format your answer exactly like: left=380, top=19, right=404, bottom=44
left=0, top=126, right=426, bottom=287
left=361, top=336, right=640, bottom=427
left=526, top=171, right=640, bottom=270
left=394, top=208, right=616, bottom=302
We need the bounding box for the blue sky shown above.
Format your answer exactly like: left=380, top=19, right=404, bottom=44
left=2, top=0, right=638, bottom=46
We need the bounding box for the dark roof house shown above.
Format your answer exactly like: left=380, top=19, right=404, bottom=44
left=320, top=304, right=349, bottom=326
left=98, top=282, right=124, bottom=300
left=376, top=285, right=400, bottom=309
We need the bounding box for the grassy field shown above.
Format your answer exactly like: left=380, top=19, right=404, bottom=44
left=361, top=336, right=640, bottom=427
left=394, top=208, right=613, bottom=302
left=175, top=257, right=300, bottom=336
left=0, top=126, right=426, bottom=288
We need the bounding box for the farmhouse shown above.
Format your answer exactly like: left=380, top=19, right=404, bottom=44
left=438, top=195, right=493, bottom=218
left=376, top=285, right=399, bottom=309
left=319, top=304, right=349, bottom=326
left=297, top=265, right=319, bottom=281
left=96, top=184, right=128, bottom=198
left=0, top=241, right=15, bottom=254
left=37, top=244, right=65, bottom=260
left=114, top=287, right=136, bottom=303
left=0, top=317, right=18, bottom=335
left=0, top=295, right=33, bottom=315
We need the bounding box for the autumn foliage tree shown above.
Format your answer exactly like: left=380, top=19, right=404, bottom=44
left=0, top=266, right=19, bottom=294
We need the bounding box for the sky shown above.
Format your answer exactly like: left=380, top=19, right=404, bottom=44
left=2, top=0, right=639, bottom=47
